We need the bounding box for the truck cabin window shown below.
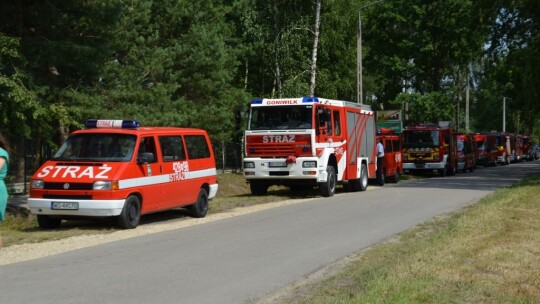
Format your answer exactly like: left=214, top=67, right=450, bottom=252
left=249, top=106, right=313, bottom=130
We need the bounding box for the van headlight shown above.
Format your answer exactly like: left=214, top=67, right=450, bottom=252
left=93, top=181, right=119, bottom=190
left=31, top=179, right=44, bottom=189
left=244, top=161, right=255, bottom=169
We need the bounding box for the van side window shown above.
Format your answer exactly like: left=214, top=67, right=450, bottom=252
left=159, top=136, right=186, bottom=162
left=185, top=135, right=211, bottom=159
left=393, top=139, right=400, bottom=152
left=137, top=136, right=157, bottom=163
left=385, top=139, right=393, bottom=152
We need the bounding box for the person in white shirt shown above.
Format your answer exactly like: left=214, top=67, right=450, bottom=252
left=376, top=139, right=385, bottom=186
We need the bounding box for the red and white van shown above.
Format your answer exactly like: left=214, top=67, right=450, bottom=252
left=28, top=120, right=218, bottom=229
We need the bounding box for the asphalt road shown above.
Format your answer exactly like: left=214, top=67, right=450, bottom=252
left=1, top=161, right=539, bottom=304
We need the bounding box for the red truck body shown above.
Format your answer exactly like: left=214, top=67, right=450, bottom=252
left=402, top=122, right=457, bottom=176
left=456, top=134, right=476, bottom=172
left=376, top=129, right=403, bottom=183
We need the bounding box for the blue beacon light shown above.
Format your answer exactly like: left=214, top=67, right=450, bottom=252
left=85, top=119, right=141, bottom=129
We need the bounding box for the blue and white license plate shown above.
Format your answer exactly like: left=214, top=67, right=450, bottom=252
left=51, top=201, right=79, bottom=210
left=269, top=161, right=287, bottom=168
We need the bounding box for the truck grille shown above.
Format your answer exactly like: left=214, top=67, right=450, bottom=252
left=247, top=143, right=296, bottom=157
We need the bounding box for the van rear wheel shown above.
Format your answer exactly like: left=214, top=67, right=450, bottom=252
left=189, top=188, right=209, bottom=218
left=37, top=215, right=62, bottom=229
left=117, top=195, right=141, bottom=229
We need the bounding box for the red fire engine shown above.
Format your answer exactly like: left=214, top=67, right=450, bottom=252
left=243, top=97, right=376, bottom=197
left=473, top=133, right=498, bottom=166
left=375, top=128, right=403, bottom=183
left=456, top=133, right=476, bottom=172
left=402, top=122, right=457, bottom=176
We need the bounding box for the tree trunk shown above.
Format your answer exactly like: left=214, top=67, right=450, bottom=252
left=309, top=0, right=322, bottom=97
left=272, top=0, right=282, bottom=98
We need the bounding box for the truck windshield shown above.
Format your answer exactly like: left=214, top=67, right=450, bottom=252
left=53, top=133, right=137, bottom=162
left=249, top=106, right=313, bottom=130
left=403, top=131, right=440, bottom=148
left=476, top=140, right=486, bottom=150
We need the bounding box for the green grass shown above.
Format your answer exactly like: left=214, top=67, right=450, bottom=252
left=290, top=175, right=540, bottom=303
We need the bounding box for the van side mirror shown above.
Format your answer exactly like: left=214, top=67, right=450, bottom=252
left=137, top=152, right=155, bottom=164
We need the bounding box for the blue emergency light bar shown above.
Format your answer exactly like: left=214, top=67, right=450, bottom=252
left=302, top=97, right=319, bottom=103
left=251, top=99, right=263, bottom=104
left=85, top=119, right=141, bottom=129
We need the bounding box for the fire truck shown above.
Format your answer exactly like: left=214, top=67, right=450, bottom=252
left=243, top=97, right=376, bottom=197
left=456, top=133, right=476, bottom=172
left=473, top=133, right=498, bottom=166
left=402, top=122, right=457, bottom=176
left=375, top=128, right=403, bottom=183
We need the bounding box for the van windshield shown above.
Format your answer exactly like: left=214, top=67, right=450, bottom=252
left=249, top=106, right=313, bottom=130
left=403, top=130, right=440, bottom=148
left=53, top=133, right=137, bottom=162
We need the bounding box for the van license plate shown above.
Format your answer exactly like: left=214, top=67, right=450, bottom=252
left=51, top=202, right=79, bottom=210
left=269, top=161, right=287, bottom=167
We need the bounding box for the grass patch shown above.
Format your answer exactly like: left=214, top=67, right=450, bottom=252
left=292, top=175, right=540, bottom=303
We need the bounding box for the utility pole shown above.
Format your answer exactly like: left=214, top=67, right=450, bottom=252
left=465, top=73, right=470, bottom=133
left=503, top=97, right=506, bottom=132
left=357, top=12, right=362, bottom=104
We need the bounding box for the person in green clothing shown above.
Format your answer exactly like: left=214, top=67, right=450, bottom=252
left=0, top=133, right=11, bottom=249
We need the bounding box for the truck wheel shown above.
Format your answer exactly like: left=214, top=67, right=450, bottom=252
left=250, top=181, right=268, bottom=195
left=117, top=195, right=141, bottom=229
left=189, top=188, right=209, bottom=218
left=449, top=166, right=456, bottom=176
left=439, top=168, right=447, bottom=177
left=319, top=166, right=336, bottom=197
left=37, top=215, right=62, bottom=229
left=351, top=164, right=368, bottom=191
left=391, top=170, right=400, bottom=183
left=359, top=164, right=368, bottom=191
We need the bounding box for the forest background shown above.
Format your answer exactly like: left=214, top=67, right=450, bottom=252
left=1, top=0, right=539, bottom=183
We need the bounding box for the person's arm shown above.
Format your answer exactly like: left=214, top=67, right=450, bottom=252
left=0, top=157, right=6, bottom=170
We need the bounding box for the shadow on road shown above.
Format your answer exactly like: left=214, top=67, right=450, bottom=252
left=395, top=161, right=540, bottom=191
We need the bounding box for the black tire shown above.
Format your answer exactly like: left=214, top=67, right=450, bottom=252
left=250, top=181, right=268, bottom=195
left=351, top=164, right=368, bottom=191
left=37, top=215, right=62, bottom=229
left=359, top=164, right=368, bottom=191
left=117, top=195, right=141, bottom=229
left=319, top=166, right=336, bottom=197
left=390, top=170, right=400, bottom=183
left=439, top=168, right=447, bottom=177
left=449, top=164, right=456, bottom=176
left=189, top=188, right=209, bottom=218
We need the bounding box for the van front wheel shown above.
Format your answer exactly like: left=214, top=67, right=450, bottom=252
left=37, top=215, right=62, bottom=229
left=117, top=195, right=141, bottom=229
left=190, top=188, right=209, bottom=218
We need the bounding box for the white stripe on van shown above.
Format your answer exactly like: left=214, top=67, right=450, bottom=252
left=118, top=168, right=217, bottom=189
